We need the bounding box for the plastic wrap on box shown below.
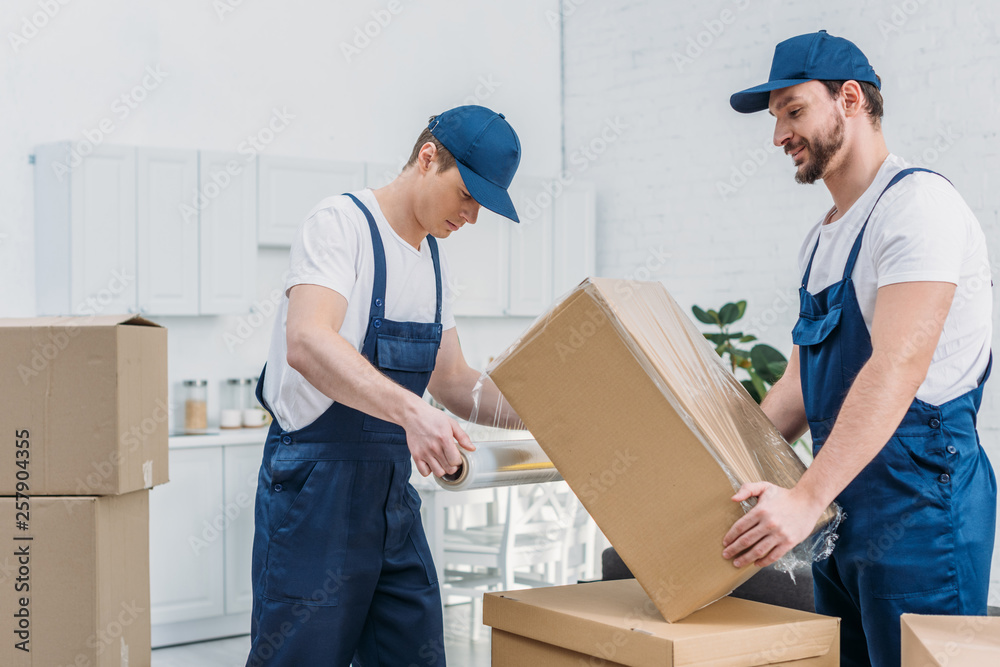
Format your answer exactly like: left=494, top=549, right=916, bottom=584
left=474, top=277, right=842, bottom=621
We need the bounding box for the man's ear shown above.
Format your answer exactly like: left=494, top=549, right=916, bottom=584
left=417, top=142, right=438, bottom=173
left=840, top=80, right=864, bottom=118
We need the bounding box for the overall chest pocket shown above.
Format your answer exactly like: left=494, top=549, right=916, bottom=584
left=362, top=334, right=440, bottom=436
left=791, top=303, right=842, bottom=347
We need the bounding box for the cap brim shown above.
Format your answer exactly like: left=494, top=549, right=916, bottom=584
left=730, top=78, right=811, bottom=114
left=455, top=160, right=519, bottom=223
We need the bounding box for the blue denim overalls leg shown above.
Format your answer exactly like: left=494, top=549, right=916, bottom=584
left=791, top=168, right=997, bottom=666
left=246, top=193, right=446, bottom=667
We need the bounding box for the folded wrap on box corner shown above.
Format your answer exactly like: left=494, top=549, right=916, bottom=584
left=478, top=277, right=842, bottom=622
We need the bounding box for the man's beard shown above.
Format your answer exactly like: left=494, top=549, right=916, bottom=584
left=791, top=114, right=845, bottom=184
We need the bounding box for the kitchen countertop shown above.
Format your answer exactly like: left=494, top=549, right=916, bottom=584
left=168, top=428, right=270, bottom=449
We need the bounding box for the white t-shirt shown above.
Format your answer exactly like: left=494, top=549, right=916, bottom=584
left=797, top=154, right=992, bottom=405
left=263, top=189, right=457, bottom=432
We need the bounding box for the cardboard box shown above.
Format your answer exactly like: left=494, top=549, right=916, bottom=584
left=0, top=315, right=168, bottom=495
left=489, top=278, right=838, bottom=622
left=0, top=491, right=151, bottom=667
left=484, top=579, right=839, bottom=666
left=901, top=614, right=1000, bottom=665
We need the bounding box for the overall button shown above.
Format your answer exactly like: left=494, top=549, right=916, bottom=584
left=282, top=435, right=292, bottom=445
left=375, top=298, right=383, bottom=307
left=939, top=473, right=951, bottom=484
left=947, top=445, right=958, bottom=454
left=373, top=319, right=382, bottom=328
left=929, top=418, right=941, bottom=428
left=273, top=483, right=283, bottom=492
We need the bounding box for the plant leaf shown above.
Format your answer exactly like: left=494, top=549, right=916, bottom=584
left=740, top=379, right=762, bottom=403
left=750, top=344, right=788, bottom=384
left=719, top=303, right=740, bottom=326
left=748, top=369, right=768, bottom=401
left=735, top=300, right=747, bottom=320
left=691, top=305, right=715, bottom=324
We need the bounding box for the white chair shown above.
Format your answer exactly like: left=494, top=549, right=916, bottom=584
left=440, top=481, right=587, bottom=639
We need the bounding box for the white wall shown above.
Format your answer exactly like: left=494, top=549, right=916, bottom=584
left=562, top=0, right=1000, bottom=601
left=1, top=0, right=561, bottom=426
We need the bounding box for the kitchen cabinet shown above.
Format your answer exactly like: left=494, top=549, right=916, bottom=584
left=34, top=143, right=260, bottom=316
left=199, top=151, right=258, bottom=314
left=35, top=143, right=138, bottom=316
left=137, top=148, right=199, bottom=315
left=443, top=178, right=595, bottom=317
left=149, top=446, right=226, bottom=627
left=150, top=433, right=265, bottom=647
left=257, top=155, right=366, bottom=246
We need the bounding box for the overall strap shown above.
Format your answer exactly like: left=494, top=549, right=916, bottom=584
left=800, top=167, right=947, bottom=288
left=343, top=193, right=387, bottom=323
left=426, top=236, right=443, bottom=325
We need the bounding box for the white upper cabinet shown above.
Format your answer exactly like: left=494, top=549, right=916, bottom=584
left=258, top=156, right=365, bottom=246
left=137, top=148, right=200, bottom=315
left=35, top=143, right=137, bottom=316
left=199, top=152, right=258, bottom=314
left=443, top=178, right=595, bottom=318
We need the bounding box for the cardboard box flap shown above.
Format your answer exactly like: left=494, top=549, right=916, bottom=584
left=0, top=314, right=162, bottom=328
left=900, top=614, right=1000, bottom=665
left=484, top=580, right=839, bottom=666
left=486, top=278, right=841, bottom=621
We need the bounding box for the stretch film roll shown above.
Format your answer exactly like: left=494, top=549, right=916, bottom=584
left=435, top=440, right=562, bottom=491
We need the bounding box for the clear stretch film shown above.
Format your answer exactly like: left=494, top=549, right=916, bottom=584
left=435, top=440, right=562, bottom=491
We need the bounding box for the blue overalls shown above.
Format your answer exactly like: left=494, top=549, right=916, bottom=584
left=792, top=168, right=997, bottom=666
left=246, top=193, right=446, bottom=667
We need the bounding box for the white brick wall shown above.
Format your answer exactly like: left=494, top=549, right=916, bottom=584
left=563, top=0, right=1000, bottom=603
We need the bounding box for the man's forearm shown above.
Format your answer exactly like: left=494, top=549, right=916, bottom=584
left=794, top=351, right=924, bottom=508
left=760, top=372, right=809, bottom=443
left=288, top=328, right=424, bottom=426
left=435, top=366, right=524, bottom=429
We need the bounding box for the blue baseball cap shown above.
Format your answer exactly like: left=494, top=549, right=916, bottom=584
left=428, top=105, right=521, bottom=222
left=730, top=30, right=880, bottom=114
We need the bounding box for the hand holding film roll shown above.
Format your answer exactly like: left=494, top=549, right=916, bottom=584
left=435, top=440, right=562, bottom=491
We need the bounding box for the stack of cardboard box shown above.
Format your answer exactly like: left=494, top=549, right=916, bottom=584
left=484, top=278, right=842, bottom=665
left=0, top=315, right=168, bottom=667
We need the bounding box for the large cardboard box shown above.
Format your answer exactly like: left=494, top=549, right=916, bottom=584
left=0, top=491, right=151, bottom=667
left=901, top=614, right=1000, bottom=665
left=0, top=315, right=168, bottom=495
left=485, top=579, right=839, bottom=666
left=489, top=278, right=839, bottom=622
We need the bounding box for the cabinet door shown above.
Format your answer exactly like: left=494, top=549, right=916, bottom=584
left=199, top=152, right=258, bottom=314
left=224, top=442, right=265, bottom=614
left=150, top=447, right=225, bottom=626
left=137, top=148, right=199, bottom=315
left=258, top=156, right=365, bottom=246
left=69, top=145, right=137, bottom=315
left=552, top=183, right=596, bottom=297
left=443, top=207, right=510, bottom=316
left=508, top=179, right=554, bottom=317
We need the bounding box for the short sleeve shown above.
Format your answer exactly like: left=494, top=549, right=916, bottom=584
left=439, top=243, right=458, bottom=331
left=284, top=203, right=362, bottom=301
left=868, top=177, right=967, bottom=288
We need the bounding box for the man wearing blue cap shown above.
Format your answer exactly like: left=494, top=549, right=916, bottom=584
left=721, top=31, right=995, bottom=666
left=246, top=105, right=524, bottom=666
